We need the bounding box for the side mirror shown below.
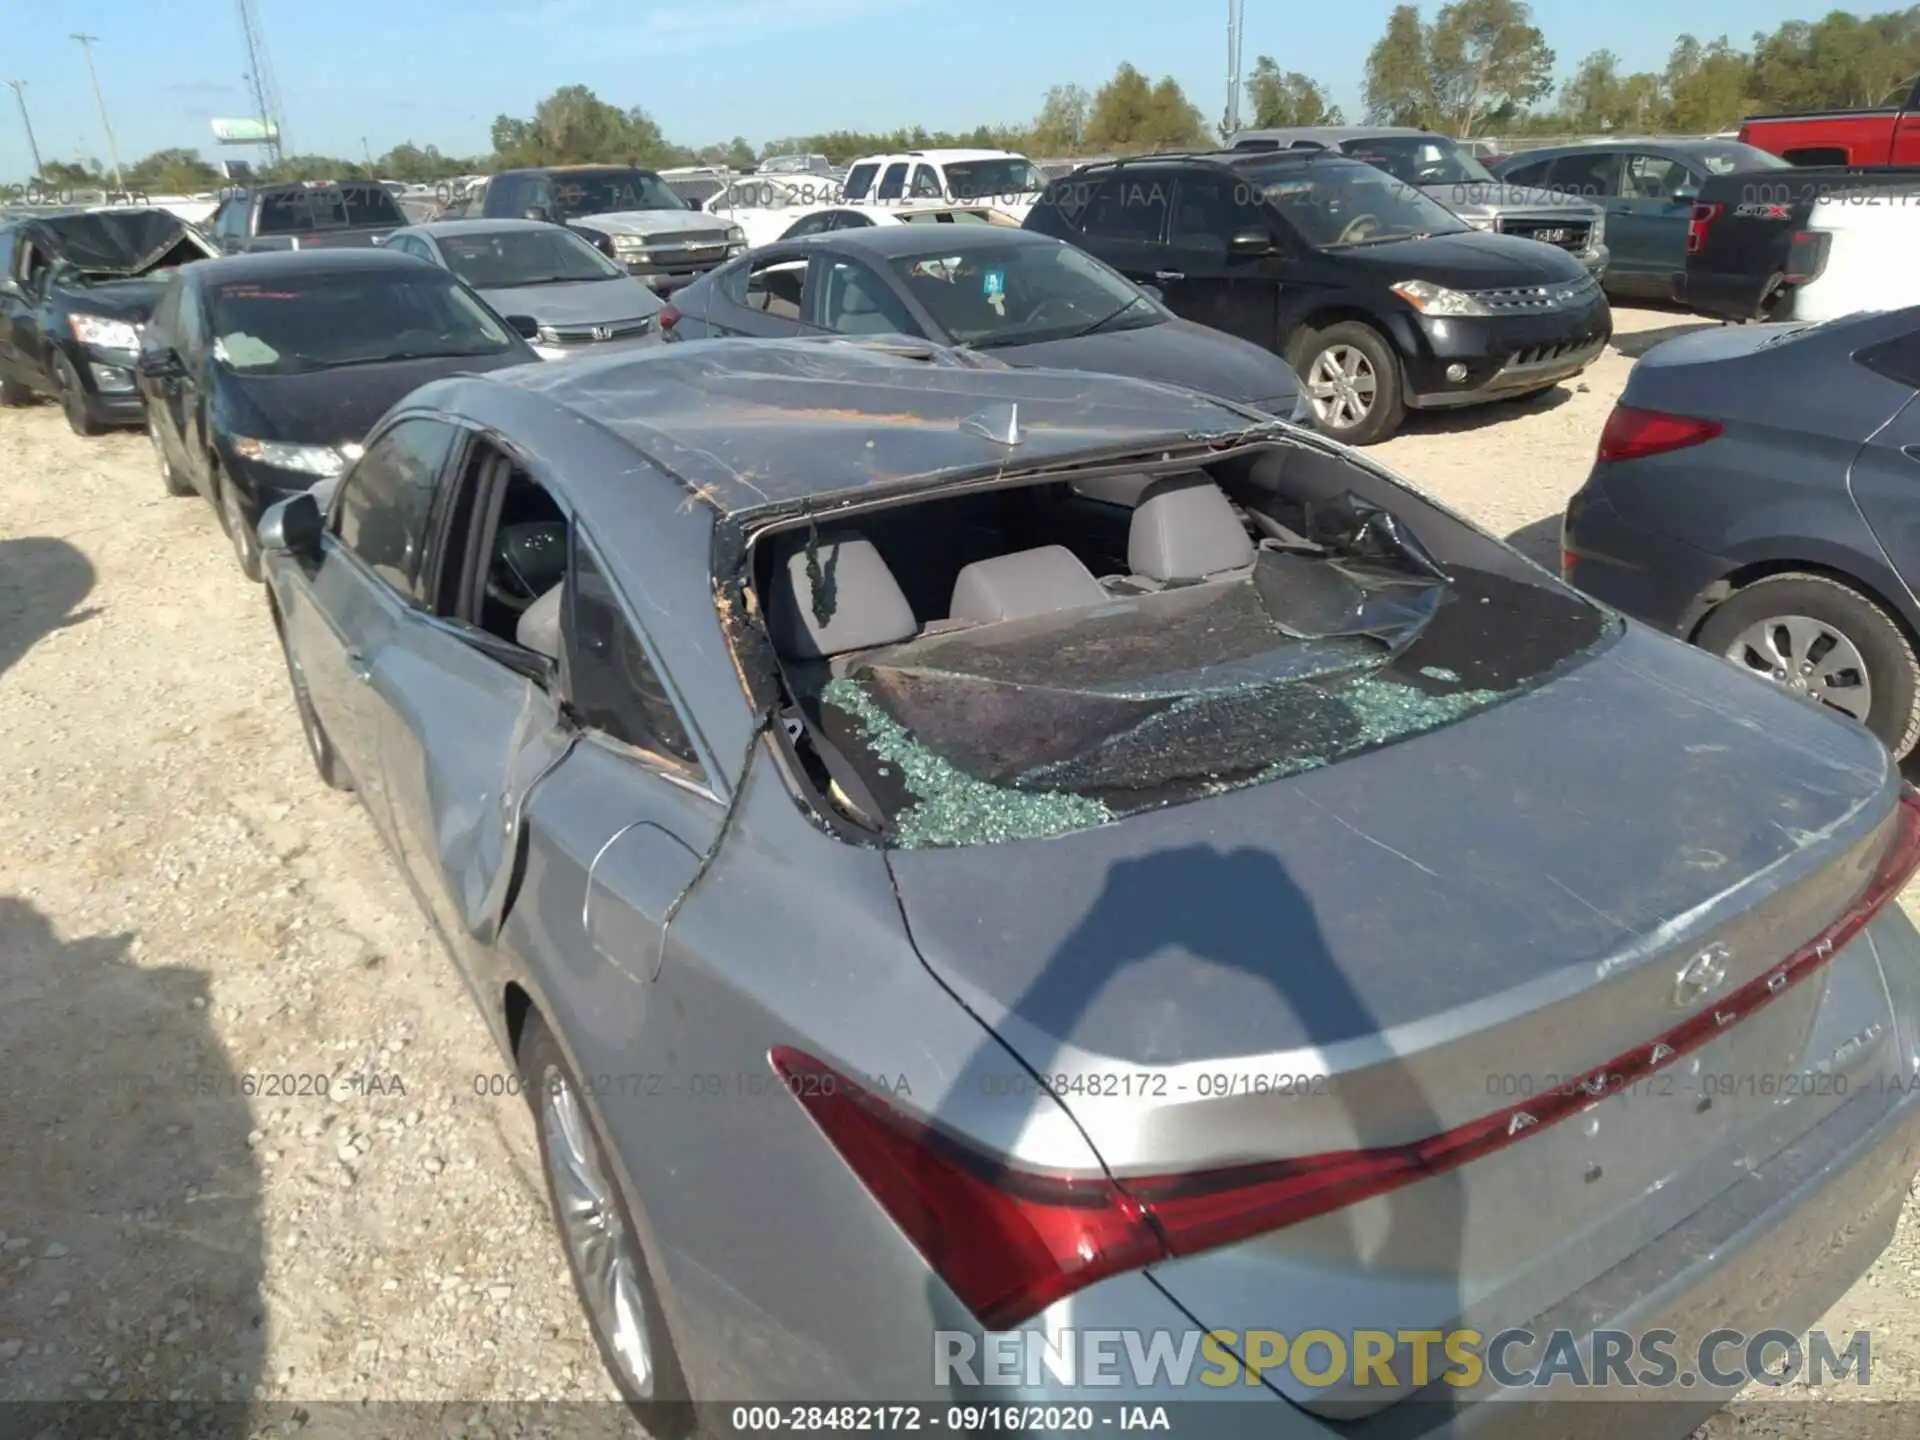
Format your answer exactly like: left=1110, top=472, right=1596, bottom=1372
left=1138, top=283, right=1164, bottom=303
left=503, top=313, right=541, bottom=340
left=137, top=348, right=184, bottom=379
left=1228, top=228, right=1274, bottom=257
left=259, top=490, right=323, bottom=559
left=522, top=205, right=552, bottom=223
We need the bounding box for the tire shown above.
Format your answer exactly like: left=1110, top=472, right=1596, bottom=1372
left=1290, top=321, right=1405, bottom=446
left=517, top=1010, right=696, bottom=1436
left=151, top=415, right=194, bottom=496
left=215, top=464, right=264, bottom=582
left=0, top=376, right=32, bottom=407
left=1695, top=572, right=1920, bottom=758
left=52, top=353, right=100, bottom=437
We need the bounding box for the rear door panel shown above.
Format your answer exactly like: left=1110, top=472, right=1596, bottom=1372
left=1847, top=388, right=1920, bottom=612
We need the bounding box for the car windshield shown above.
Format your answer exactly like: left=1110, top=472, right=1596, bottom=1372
left=1340, top=135, right=1496, bottom=185
left=1695, top=144, right=1791, bottom=174
left=436, top=227, right=622, bottom=287
left=546, top=169, right=688, bottom=218
left=943, top=158, right=1047, bottom=202
left=887, top=242, right=1160, bottom=348
left=208, top=270, right=518, bottom=374
left=257, top=183, right=406, bottom=233
left=1238, top=158, right=1470, bottom=247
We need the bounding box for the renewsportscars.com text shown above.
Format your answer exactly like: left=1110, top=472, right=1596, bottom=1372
left=935, top=1327, right=1871, bottom=1392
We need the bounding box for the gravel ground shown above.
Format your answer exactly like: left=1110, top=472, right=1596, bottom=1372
left=2, top=306, right=1918, bottom=1438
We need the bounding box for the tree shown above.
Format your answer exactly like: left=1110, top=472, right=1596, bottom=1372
left=1749, top=8, right=1920, bottom=112
left=36, top=159, right=103, bottom=189
left=488, top=84, right=683, bottom=168
left=1364, top=0, right=1553, bottom=134
left=1243, top=58, right=1345, bottom=128
left=1665, top=35, right=1756, bottom=131
left=124, top=148, right=222, bottom=192
left=1083, top=63, right=1211, bottom=151
left=1030, top=83, right=1091, bottom=154
left=1557, top=50, right=1665, bottom=132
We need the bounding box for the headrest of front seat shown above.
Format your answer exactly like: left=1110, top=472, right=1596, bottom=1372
left=516, top=582, right=564, bottom=660
left=1128, top=474, right=1257, bottom=582
left=768, top=530, right=919, bottom=660
left=948, top=545, right=1108, bottom=624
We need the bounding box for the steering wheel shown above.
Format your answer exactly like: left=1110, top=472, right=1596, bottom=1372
left=1020, top=296, right=1082, bottom=327
left=485, top=521, right=567, bottom=613
left=1334, top=213, right=1383, bottom=245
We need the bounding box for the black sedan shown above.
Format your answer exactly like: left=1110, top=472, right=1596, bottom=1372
left=1563, top=305, right=1920, bottom=756
left=135, top=248, right=539, bottom=580
left=660, top=226, right=1305, bottom=422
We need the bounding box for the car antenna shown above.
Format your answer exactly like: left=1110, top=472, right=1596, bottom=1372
left=960, top=401, right=1023, bottom=446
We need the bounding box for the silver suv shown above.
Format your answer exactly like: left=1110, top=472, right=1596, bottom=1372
left=1230, top=126, right=1609, bottom=278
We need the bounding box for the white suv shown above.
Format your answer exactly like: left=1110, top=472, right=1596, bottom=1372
left=840, top=149, right=1046, bottom=218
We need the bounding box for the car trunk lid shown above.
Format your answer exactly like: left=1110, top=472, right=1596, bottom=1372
left=884, top=622, right=1906, bottom=1414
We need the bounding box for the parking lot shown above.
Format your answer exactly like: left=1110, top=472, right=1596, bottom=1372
left=2, top=301, right=1918, bottom=1437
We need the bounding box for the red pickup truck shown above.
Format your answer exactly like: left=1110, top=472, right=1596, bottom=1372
left=1740, top=76, right=1920, bottom=165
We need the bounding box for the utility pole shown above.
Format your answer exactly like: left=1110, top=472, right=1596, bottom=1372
left=71, top=34, right=124, bottom=192
left=1222, top=0, right=1247, bottom=138
left=6, top=80, right=42, bottom=182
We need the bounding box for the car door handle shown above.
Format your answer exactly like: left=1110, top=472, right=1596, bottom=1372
left=346, top=650, right=372, bottom=681
left=1154, top=270, right=1185, bottom=282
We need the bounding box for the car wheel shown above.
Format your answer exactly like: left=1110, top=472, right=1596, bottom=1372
left=151, top=416, right=194, bottom=496
left=0, top=376, right=32, bottom=406
left=1292, top=322, right=1404, bottom=446
left=1696, top=572, right=1920, bottom=758
left=271, top=600, right=351, bottom=791
left=518, top=1009, right=696, bottom=1435
left=52, top=353, right=100, bottom=437
left=215, top=464, right=264, bottom=582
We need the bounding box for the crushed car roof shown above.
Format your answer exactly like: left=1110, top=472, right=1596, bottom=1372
left=481, top=337, right=1277, bottom=517
left=29, top=209, right=201, bottom=274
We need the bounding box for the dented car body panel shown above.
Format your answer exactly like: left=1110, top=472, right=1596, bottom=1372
left=262, top=338, right=1920, bottom=1430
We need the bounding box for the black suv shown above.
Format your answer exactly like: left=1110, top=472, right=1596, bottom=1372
left=1025, top=150, right=1612, bottom=444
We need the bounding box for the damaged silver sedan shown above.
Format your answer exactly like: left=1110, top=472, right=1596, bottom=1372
left=258, top=336, right=1920, bottom=1437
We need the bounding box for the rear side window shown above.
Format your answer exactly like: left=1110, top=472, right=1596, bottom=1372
left=1499, top=158, right=1552, bottom=187
left=566, top=538, right=702, bottom=771
left=1545, top=152, right=1619, bottom=199
left=333, top=418, right=461, bottom=598
left=876, top=163, right=909, bottom=201
left=844, top=164, right=878, bottom=201
left=1080, top=175, right=1171, bottom=241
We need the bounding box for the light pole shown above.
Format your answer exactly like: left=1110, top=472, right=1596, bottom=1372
left=6, top=80, right=42, bottom=182
left=71, top=33, right=125, bottom=192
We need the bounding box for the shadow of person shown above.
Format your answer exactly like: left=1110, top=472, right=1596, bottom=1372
left=932, top=841, right=1465, bottom=1422
left=0, top=537, right=99, bottom=684
left=0, top=896, right=265, bottom=1432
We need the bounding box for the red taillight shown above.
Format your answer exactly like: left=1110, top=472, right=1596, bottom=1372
left=1596, top=405, right=1724, bottom=463
left=1783, top=229, right=1832, bottom=285
left=658, top=305, right=680, bottom=333
left=1560, top=547, right=1577, bottom=580
left=768, top=1047, right=1163, bottom=1328
left=776, top=791, right=1920, bottom=1326
left=1685, top=200, right=1723, bottom=254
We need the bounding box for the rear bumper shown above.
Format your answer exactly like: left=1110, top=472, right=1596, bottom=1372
left=1381, top=1014, right=1920, bottom=1440
left=1402, top=296, right=1613, bottom=408
left=1559, top=481, right=1728, bottom=637
left=1676, top=269, right=1776, bottom=322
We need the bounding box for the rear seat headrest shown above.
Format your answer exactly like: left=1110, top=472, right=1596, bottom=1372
left=1128, top=474, right=1257, bottom=582
left=949, top=545, right=1108, bottom=624
left=768, top=530, right=919, bottom=660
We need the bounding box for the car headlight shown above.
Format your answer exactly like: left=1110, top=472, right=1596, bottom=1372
left=1390, top=279, right=1490, bottom=317
left=1589, top=213, right=1606, bottom=248
left=725, top=224, right=746, bottom=245
left=611, top=235, right=651, bottom=258
left=1462, top=215, right=1494, bottom=230
left=71, top=313, right=141, bottom=352
left=231, top=436, right=350, bottom=477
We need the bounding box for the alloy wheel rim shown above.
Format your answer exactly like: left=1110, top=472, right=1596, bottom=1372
left=540, top=1066, right=654, bottom=1397
left=1306, top=345, right=1376, bottom=430
left=1722, top=613, right=1873, bottom=722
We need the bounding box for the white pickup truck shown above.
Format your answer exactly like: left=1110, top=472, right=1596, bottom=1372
left=839, top=149, right=1047, bottom=219
left=1778, top=185, right=1920, bottom=323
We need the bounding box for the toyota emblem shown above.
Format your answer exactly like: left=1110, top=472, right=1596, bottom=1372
left=1675, top=943, right=1731, bottom=1007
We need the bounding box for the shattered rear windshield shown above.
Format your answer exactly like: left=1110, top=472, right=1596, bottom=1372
left=785, top=498, right=1612, bottom=848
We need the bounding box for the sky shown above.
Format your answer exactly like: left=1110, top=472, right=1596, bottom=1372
left=0, top=0, right=1852, bottom=181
